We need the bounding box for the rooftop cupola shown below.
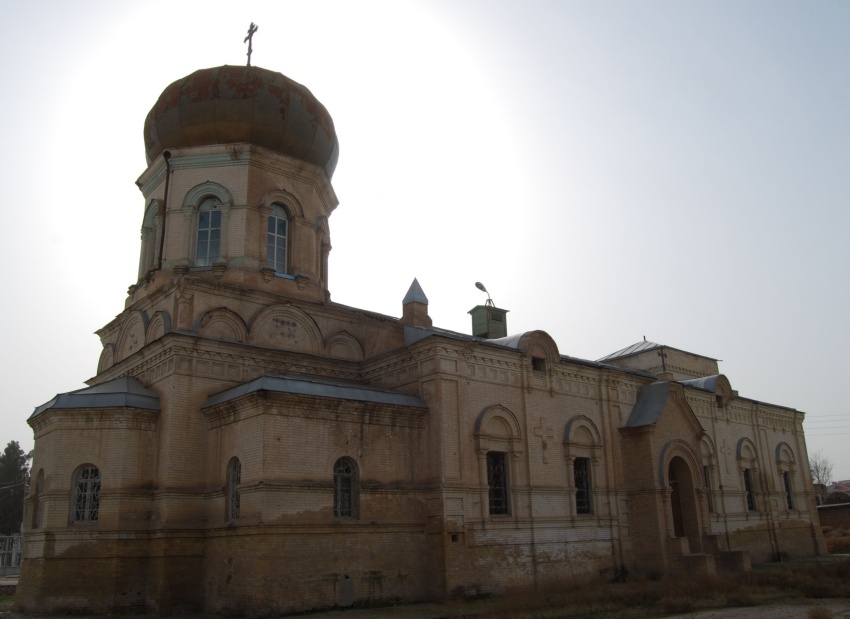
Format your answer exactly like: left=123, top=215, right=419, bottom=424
left=131, top=65, right=339, bottom=306
left=468, top=282, right=508, bottom=339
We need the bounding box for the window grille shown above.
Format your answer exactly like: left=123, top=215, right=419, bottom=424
left=783, top=471, right=794, bottom=510
left=574, top=457, right=591, bottom=514
left=72, top=466, right=100, bottom=523
left=486, top=452, right=509, bottom=515
left=227, top=458, right=241, bottom=521
left=334, top=458, right=358, bottom=518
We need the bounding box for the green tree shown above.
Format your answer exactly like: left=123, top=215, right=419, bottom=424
left=0, top=441, right=33, bottom=534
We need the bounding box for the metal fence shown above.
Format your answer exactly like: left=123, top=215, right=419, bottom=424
left=0, top=534, right=21, bottom=577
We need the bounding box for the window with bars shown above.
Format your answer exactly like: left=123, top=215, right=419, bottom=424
left=743, top=468, right=757, bottom=512
left=486, top=451, right=509, bottom=515
left=783, top=471, right=794, bottom=510
left=227, top=458, right=241, bottom=521
left=334, top=458, right=358, bottom=519
left=72, top=465, right=100, bottom=523
left=195, top=197, right=222, bottom=267
left=574, top=457, right=592, bottom=514
left=267, top=204, right=288, bottom=273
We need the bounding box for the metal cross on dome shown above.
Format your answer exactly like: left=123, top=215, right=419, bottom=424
left=244, top=22, right=259, bottom=66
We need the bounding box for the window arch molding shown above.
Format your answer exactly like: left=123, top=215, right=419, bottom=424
left=258, top=190, right=302, bottom=277
left=181, top=182, right=233, bottom=269
left=183, top=181, right=233, bottom=208
left=775, top=442, right=797, bottom=511
left=474, top=405, right=523, bottom=518
left=70, top=464, right=101, bottom=524
left=563, top=415, right=603, bottom=516
left=333, top=456, right=359, bottom=519
left=736, top=437, right=760, bottom=513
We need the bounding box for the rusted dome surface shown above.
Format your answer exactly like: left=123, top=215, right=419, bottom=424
left=144, top=65, right=339, bottom=178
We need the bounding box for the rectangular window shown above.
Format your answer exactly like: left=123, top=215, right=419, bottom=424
left=486, top=451, right=509, bottom=515
left=744, top=468, right=757, bottom=512
left=196, top=207, right=221, bottom=267
left=783, top=471, right=794, bottom=510
left=703, top=465, right=714, bottom=513
left=532, top=357, right=546, bottom=372
left=574, top=457, right=592, bottom=514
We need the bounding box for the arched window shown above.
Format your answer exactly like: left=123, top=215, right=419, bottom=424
left=486, top=451, right=509, bottom=515
left=31, top=469, right=44, bottom=529
left=573, top=457, right=592, bottom=514
left=195, top=197, right=222, bottom=267
left=267, top=204, right=288, bottom=273
left=334, top=457, right=358, bottom=519
left=71, top=465, right=100, bottom=523
left=227, top=458, right=241, bottom=521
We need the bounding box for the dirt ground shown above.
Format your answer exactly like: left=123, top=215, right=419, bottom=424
left=676, top=599, right=850, bottom=618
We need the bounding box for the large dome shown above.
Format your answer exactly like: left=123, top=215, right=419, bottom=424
left=143, top=65, right=339, bottom=178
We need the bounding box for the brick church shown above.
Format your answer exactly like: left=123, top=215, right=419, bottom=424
left=17, top=64, right=825, bottom=615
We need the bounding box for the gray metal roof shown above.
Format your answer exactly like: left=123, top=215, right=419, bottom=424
left=624, top=381, right=671, bottom=428
left=678, top=375, right=720, bottom=392
left=30, top=377, right=160, bottom=420
left=402, top=278, right=428, bottom=305
left=597, top=340, right=662, bottom=362
left=203, top=374, right=428, bottom=409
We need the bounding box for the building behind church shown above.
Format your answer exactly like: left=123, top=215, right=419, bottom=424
left=16, top=64, right=825, bottom=615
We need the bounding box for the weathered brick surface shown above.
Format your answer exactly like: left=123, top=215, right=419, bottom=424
left=18, top=137, right=825, bottom=615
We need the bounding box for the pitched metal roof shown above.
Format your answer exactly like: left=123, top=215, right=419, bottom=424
left=624, top=381, right=671, bottom=428
left=30, top=377, right=161, bottom=419
left=203, top=374, right=427, bottom=409
left=597, top=340, right=662, bottom=362
left=402, top=278, right=428, bottom=305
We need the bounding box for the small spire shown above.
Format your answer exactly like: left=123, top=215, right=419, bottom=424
left=401, top=279, right=431, bottom=327
left=403, top=278, right=428, bottom=305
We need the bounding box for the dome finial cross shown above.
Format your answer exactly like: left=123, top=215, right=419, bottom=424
left=244, top=22, right=259, bottom=67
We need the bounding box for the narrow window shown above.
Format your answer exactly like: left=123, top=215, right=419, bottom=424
left=743, top=468, right=756, bottom=512
left=703, top=465, right=714, bottom=513
left=72, top=465, right=100, bottom=523
left=574, top=457, right=592, bottom=514
left=783, top=471, right=794, bottom=510
left=32, top=470, right=44, bottom=529
left=227, top=458, right=241, bottom=521
left=334, top=457, right=358, bottom=519
left=532, top=357, right=546, bottom=372
left=486, top=451, right=509, bottom=515
left=195, top=197, right=222, bottom=267
left=267, top=204, right=288, bottom=273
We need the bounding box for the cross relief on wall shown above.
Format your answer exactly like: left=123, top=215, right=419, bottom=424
left=533, top=417, right=555, bottom=464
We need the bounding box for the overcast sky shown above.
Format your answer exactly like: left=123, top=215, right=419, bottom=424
left=1, top=1, right=848, bottom=479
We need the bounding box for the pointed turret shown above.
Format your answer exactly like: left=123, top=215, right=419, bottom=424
left=401, top=278, right=432, bottom=327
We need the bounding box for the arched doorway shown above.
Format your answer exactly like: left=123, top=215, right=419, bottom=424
left=668, top=456, right=701, bottom=552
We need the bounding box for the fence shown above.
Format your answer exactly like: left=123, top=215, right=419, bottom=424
left=0, top=534, right=21, bottom=577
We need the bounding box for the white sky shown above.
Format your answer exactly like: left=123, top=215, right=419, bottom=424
left=1, top=1, right=848, bottom=479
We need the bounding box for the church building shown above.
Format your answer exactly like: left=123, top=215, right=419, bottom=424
left=16, top=64, right=825, bottom=615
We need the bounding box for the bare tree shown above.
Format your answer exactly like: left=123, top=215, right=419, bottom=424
left=809, top=450, right=834, bottom=486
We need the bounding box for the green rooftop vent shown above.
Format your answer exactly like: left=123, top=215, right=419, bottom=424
left=469, top=282, right=508, bottom=339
